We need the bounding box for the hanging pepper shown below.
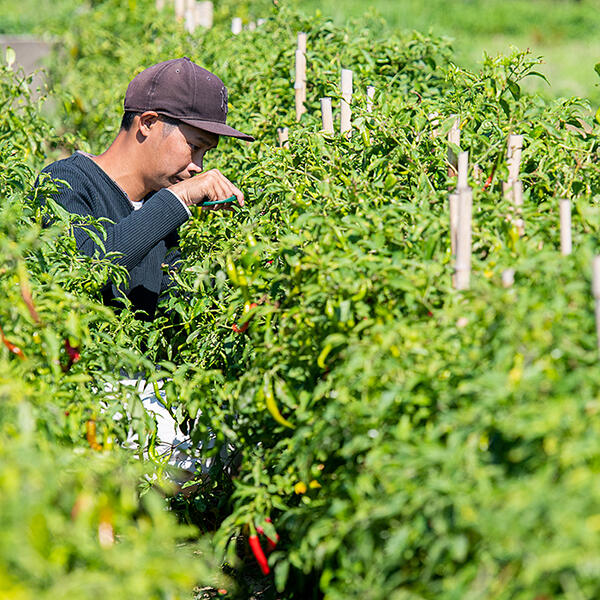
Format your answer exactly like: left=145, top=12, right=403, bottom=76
left=256, top=517, right=280, bottom=551
left=86, top=419, right=102, bottom=451
left=248, top=523, right=270, bottom=575
left=0, top=325, right=25, bottom=359
left=63, top=338, right=81, bottom=372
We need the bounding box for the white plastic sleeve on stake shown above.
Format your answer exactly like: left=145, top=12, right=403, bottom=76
left=366, top=86, right=375, bottom=113
left=593, top=256, right=600, bottom=354
left=447, top=117, right=460, bottom=178
left=294, top=50, right=307, bottom=121
left=449, top=192, right=459, bottom=257
left=428, top=112, right=440, bottom=138
left=340, top=69, right=353, bottom=136
left=297, top=32, right=307, bottom=54
left=507, top=134, right=524, bottom=182
left=560, top=198, right=572, bottom=256
left=257, top=18, right=266, bottom=26
left=457, top=151, right=468, bottom=190
left=156, top=0, right=165, bottom=11
left=231, top=17, right=243, bottom=34
left=321, top=98, right=334, bottom=134
left=196, top=1, right=213, bottom=28
left=454, top=187, right=473, bottom=290
left=277, top=127, right=289, bottom=149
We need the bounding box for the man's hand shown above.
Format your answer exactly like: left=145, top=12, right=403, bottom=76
left=169, top=169, right=244, bottom=210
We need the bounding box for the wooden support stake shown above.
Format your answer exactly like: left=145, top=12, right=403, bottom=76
left=196, top=1, right=213, bottom=28
left=457, top=151, right=469, bottom=190
left=366, top=86, right=375, bottom=113
left=277, top=127, right=289, bottom=149
left=560, top=198, right=572, bottom=256
left=449, top=192, right=458, bottom=256
left=321, top=98, right=333, bottom=134
left=593, top=256, right=600, bottom=354
left=231, top=17, right=243, bottom=34
left=340, top=69, right=352, bottom=136
left=454, top=187, right=473, bottom=290
left=185, top=0, right=196, bottom=33
left=507, top=134, right=523, bottom=183
left=297, top=32, right=307, bottom=54
left=502, top=269, right=515, bottom=288
left=174, top=0, right=186, bottom=20
left=513, top=180, right=524, bottom=236
left=454, top=188, right=473, bottom=290
left=294, top=49, right=306, bottom=121
left=447, top=117, right=460, bottom=178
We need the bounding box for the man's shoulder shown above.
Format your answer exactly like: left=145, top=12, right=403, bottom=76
left=41, top=152, right=89, bottom=179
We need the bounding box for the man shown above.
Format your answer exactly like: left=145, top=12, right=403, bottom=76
left=41, top=57, right=253, bottom=320
left=39, top=58, right=254, bottom=479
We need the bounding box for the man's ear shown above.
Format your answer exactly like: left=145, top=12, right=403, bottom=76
left=137, top=111, right=160, bottom=138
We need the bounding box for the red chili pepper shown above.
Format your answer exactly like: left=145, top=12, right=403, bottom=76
left=256, top=518, right=280, bottom=551
left=248, top=534, right=270, bottom=575
left=232, top=322, right=249, bottom=334
left=65, top=339, right=81, bottom=363
left=0, top=325, right=25, bottom=359
left=19, top=278, right=41, bottom=324
left=483, top=174, right=493, bottom=190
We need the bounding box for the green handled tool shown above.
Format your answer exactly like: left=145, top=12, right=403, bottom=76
left=201, top=195, right=237, bottom=207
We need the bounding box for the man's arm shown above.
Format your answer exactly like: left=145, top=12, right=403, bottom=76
left=42, top=168, right=189, bottom=272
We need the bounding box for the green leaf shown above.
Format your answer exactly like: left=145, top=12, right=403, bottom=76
left=595, top=63, right=600, bottom=78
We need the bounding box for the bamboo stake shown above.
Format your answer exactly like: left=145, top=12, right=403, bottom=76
left=321, top=98, right=333, bottom=134
left=340, top=69, right=352, bottom=136
left=593, top=256, right=600, bottom=354
left=231, top=17, right=243, bottom=34
left=560, top=198, right=572, bottom=256
left=454, top=186, right=473, bottom=290
left=294, top=49, right=307, bottom=121
left=277, top=127, right=289, bottom=149
left=196, top=1, right=213, bottom=28
left=447, top=117, right=460, bottom=178
left=366, top=85, right=375, bottom=113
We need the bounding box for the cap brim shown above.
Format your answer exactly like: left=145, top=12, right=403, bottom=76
left=177, top=117, right=255, bottom=142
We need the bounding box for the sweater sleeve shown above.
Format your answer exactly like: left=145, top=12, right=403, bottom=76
left=42, top=163, right=189, bottom=272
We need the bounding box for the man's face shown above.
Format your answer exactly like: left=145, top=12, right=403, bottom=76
left=142, top=114, right=219, bottom=191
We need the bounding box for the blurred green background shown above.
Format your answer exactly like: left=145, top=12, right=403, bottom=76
left=0, top=0, right=598, bottom=105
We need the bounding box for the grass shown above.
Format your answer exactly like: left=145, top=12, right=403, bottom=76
left=301, top=0, right=600, bottom=106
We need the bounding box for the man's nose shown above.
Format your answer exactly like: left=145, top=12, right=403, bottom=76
left=189, top=152, right=204, bottom=173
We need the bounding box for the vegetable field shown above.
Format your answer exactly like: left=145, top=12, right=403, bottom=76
left=1, top=1, right=600, bottom=598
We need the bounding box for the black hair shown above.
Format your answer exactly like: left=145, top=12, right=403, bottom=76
left=120, top=111, right=182, bottom=132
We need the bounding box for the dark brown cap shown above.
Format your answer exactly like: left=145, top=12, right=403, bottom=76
left=124, top=57, right=254, bottom=142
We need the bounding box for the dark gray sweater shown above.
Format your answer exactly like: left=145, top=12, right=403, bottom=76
left=41, top=152, right=190, bottom=320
